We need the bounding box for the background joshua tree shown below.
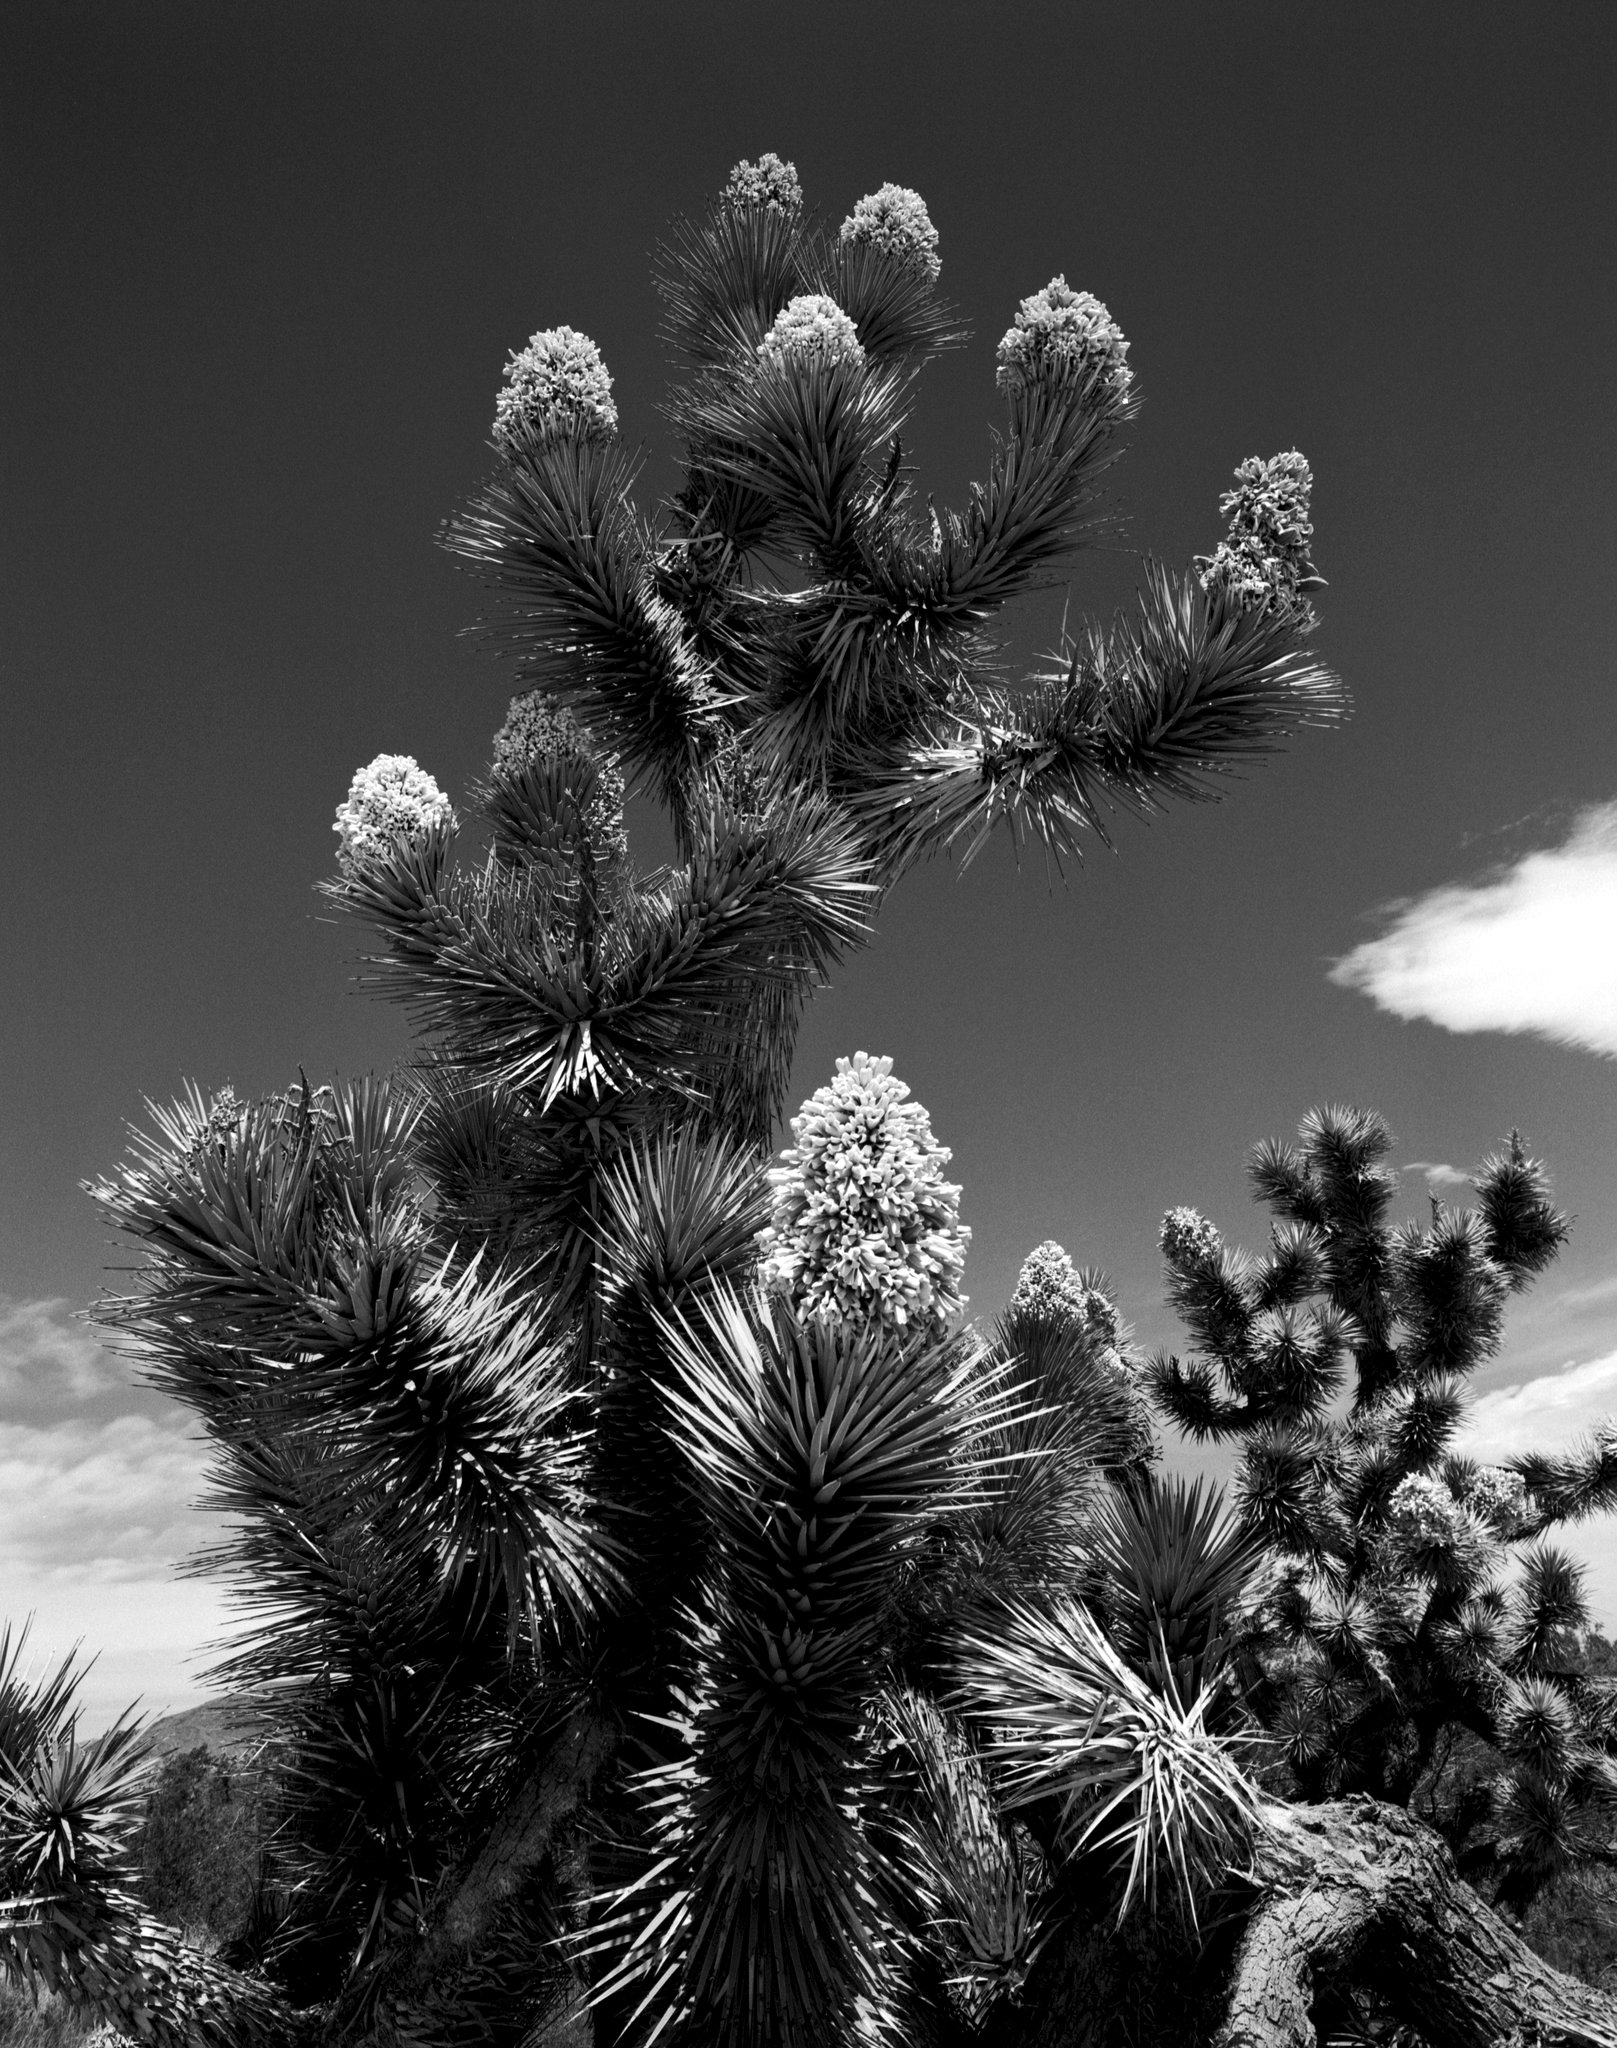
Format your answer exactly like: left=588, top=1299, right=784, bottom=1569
left=5, top=154, right=1613, bottom=2048
left=1151, top=1108, right=1617, bottom=1904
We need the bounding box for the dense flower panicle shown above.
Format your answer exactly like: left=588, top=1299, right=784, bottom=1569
left=720, top=151, right=803, bottom=215
left=492, top=325, right=618, bottom=449
left=187, top=1084, right=243, bottom=1161
left=994, top=277, right=1132, bottom=401
left=491, top=691, right=629, bottom=868
left=757, top=293, right=866, bottom=371
left=492, top=689, right=589, bottom=775
left=334, top=754, right=456, bottom=871
left=1159, top=1207, right=1222, bottom=1271
left=1195, top=451, right=1320, bottom=615
left=839, top=183, right=942, bottom=281
left=761, top=1051, right=970, bottom=1334
left=1460, top=1463, right=1533, bottom=1536
left=1009, top=1239, right=1122, bottom=1347
left=1384, top=1472, right=1468, bottom=1549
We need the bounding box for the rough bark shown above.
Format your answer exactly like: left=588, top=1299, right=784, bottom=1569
left=1217, top=1797, right=1617, bottom=2048
left=341, top=1704, right=619, bottom=2043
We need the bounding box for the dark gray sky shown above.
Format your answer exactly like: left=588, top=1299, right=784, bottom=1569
left=5, top=2, right=1617, bottom=1716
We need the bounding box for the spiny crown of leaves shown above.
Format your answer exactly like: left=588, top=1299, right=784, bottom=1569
left=760, top=1052, right=969, bottom=1335
left=955, top=1594, right=1264, bottom=1927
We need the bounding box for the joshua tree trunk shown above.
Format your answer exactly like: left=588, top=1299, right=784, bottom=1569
left=1216, top=1799, right=1617, bottom=2048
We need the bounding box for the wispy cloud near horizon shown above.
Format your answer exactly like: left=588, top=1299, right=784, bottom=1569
left=0, top=1296, right=223, bottom=1728
left=1331, top=800, right=1617, bottom=1058
left=1462, top=1349, right=1617, bottom=1463
left=1460, top=1348, right=1617, bottom=1627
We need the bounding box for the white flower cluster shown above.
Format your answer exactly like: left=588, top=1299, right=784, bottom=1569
left=1159, top=1207, right=1222, bottom=1270
left=492, top=326, right=618, bottom=450
left=761, top=1052, right=970, bottom=1335
left=1195, top=451, right=1318, bottom=615
left=721, top=152, right=803, bottom=215
left=492, top=690, right=576, bottom=775
left=1460, top=1463, right=1532, bottom=1535
left=187, top=1084, right=243, bottom=1162
left=491, top=691, right=629, bottom=867
left=1008, top=1240, right=1122, bottom=1346
left=758, top=294, right=866, bottom=372
left=839, top=183, right=941, bottom=281
left=994, top=277, right=1132, bottom=401
left=334, top=754, right=455, bottom=872
left=1385, top=1472, right=1467, bottom=1548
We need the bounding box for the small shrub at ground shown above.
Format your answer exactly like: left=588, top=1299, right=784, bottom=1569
left=136, top=1744, right=263, bottom=1946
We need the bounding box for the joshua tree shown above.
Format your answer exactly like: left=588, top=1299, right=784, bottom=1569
left=1151, top=1107, right=1617, bottom=1905
left=6, top=155, right=1614, bottom=2048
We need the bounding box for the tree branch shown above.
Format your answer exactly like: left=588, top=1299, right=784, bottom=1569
left=1217, top=1797, right=1617, bottom=2048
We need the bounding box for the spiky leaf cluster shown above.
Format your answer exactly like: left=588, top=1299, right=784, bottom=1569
left=1149, top=1106, right=1617, bottom=1896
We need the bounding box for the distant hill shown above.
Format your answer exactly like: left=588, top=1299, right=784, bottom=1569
left=138, top=1698, right=259, bottom=1763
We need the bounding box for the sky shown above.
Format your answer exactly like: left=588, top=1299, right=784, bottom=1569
left=3, top=0, right=1616, bottom=1726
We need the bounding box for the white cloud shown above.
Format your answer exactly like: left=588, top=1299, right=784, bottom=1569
left=1401, top=1160, right=1471, bottom=1191
left=1461, top=1350, right=1617, bottom=1463
left=0, top=1414, right=210, bottom=1575
left=0, top=1297, right=223, bottom=1728
left=1331, top=800, right=1617, bottom=1057
left=0, top=1295, right=136, bottom=1414
left=1459, top=1352, right=1617, bottom=1634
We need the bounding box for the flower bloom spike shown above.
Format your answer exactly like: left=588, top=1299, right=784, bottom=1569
left=839, top=183, right=941, bottom=281
left=491, top=690, right=629, bottom=868
left=994, top=276, right=1132, bottom=401
left=761, top=1051, right=969, bottom=1335
left=492, top=325, right=618, bottom=449
left=1195, top=451, right=1321, bottom=616
left=1009, top=1239, right=1123, bottom=1348
left=334, top=755, right=456, bottom=872
left=757, top=293, right=866, bottom=371
left=720, top=152, right=803, bottom=216
left=1460, top=1463, right=1532, bottom=1537
left=1159, top=1207, right=1222, bottom=1271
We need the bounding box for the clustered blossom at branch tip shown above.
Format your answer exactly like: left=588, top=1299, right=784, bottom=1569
left=1385, top=1471, right=1466, bottom=1539
left=839, top=183, right=942, bottom=281
left=491, top=690, right=630, bottom=865
left=333, top=754, right=456, bottom=872
left=1009, top=1239, right=1123, bottom=1347
left=702, top=731, right=768, bottom=818
left=720, top=152, right=803, bottom=215
left=1195, top=450, right=1321, bottom=615
left=760, top=1051, right=970, bottom=1336
left=1458, top=1463, right=1532, bottom=1535
left=1159, top=1206, right=1221, bottom=1269
left=491, top=325, right=618, bottom=449
left=188, top=1084, right=243, bottom=1160
left=757, top=293, right=866, bottom=371
left=491, top=689, right=579, bottom=773
left=994, top=276, right=1132, bottom=401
